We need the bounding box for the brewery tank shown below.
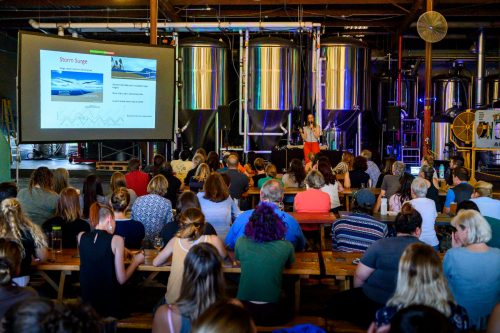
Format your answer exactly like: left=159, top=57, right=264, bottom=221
left=320, top=37, right=370, bottom=151
left=486, top=74, right=500, bottom=108
left=431, top=71, right=471, bottom=160
left=178, top=37, right=227, bottom=150
left=247, top=37, right=300, bottom=151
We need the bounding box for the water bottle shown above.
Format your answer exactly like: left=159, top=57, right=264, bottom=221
left=439, top=164, right=445, bottom=179
left=51, top=226, right=62, bottom=253
left=381, top=196, right=388, bottom=215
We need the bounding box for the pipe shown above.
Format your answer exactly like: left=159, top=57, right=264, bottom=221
left=243, top=30, right=249, bottom=153
left=476, top=29, right=485, bottom=109
left=239, top=30, right=244, bottom=135
left=29, top=20, right=320, bottom=32
left=173, top=32, right=179, bottom=151
left=423, top=0, right=433, bottom=156
left=397, top=35, right=403, bottom=107
left=316, top=27, right=322, bottom=131
left=149, top=0, right=157, bottom=45
left=356, top=113, right=362, bottom=156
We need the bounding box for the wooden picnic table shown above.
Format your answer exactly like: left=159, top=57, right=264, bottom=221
left=34, top=249, right=320, bottom=312
left=290, top=212, right=336, bottom=250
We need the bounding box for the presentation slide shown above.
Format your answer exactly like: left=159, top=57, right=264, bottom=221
left=40, top=50, right=157, bottom=129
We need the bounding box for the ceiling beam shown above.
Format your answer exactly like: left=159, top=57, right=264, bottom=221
left=159, top=0, right=180, bottom=21
left=171, top=0, right=414, bottom=4
left=0, top=0, right=149, bottom=7
left=183, top=8, right=406, bottom=18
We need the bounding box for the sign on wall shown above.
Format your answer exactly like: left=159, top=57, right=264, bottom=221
left=475, top=109, right=500, bottom=148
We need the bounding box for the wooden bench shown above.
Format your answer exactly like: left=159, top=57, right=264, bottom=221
left=116, top=313, right=153, bottom=330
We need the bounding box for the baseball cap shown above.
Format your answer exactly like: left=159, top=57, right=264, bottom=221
left=354, top=188, right=376, bottom=209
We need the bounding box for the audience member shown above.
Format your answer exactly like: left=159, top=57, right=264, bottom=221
left=81, top=174, right=106, bottom=219
left=282, top=159, right=306, bottom=188
left=0, top=182, right=17, bottom=203
left=443, top=209, right=500, bottom=330
left=236, top=202, right=295, bottom=326
left=79, top=202, right=145, bottom=318
left=2, top=298, right=103, bottom=333
left=389, top=173, right=414, bottom=213
left=409, top=178, right=439, bottom=249
left=197, top=173, right=240, bottom=240
left=443, top=167, right=473, bottom=214
left=326, top=203, right=423, bottom=327
left=192, top=302, right=256, bottom=333
left=0, top=199, right=48, bottom=287
left=419, top=165, right=441, bottom=211
left=244, top=151, right=257, bottom=177
left=194, top=148, right=207, bottom=162
left=361, top=150, right=381, bottom=188
left=17, top=167, right=59, bottom=226
left=348, top=156, right=371, bottom=188
left=456, top=200, right=500, bottom=249
left=153, top=243, right=229, bottom=333
left=184, top=153, right=205, bottom=189
left=132, top=175, right=174, bottom=246
left=109, top=171, right=137, bottom=207
left=125, top=158, right=150, bottom=197
left=111, top=188, right=145, bottom=249
left=376, top=157, right=396, bottom=188
left=226, top=180, right=306, bottom=251
left=206, top=152, right=221, bottom=173
left=445, top=155, right=464, bottom=186
left=53, top=167, right=69, bottom=194
left=160, top=162, right=182, bottom=208
left=420, top=155, right=439, bottom=187
left=294, top=170, right=330, bottom=214
left=252, top=158, right=266, bottom=186
left=385, top=305, right=455, bottom=333
left=332, top=189, right=388, bottom=252
left=488, top=303, right=500, bottom=333
left=0, top=239, right=38, bottom=318
left=225, top=155, right=249, bottom=200
left=304, top=152, right=316, bottom=173
left=43, top=187, right=90, bottom=248
left=374, top=243, right=468, bottom=332
left=257, top=164, right=283, bottom=189
left=160, top=191, right=217, bottom=245
left=333, top=151, right=354, bottom=175
left=189, top=163, right=210, bottom=193
left=144, top=154, right=166, bottom=176
left=171, top=150, right=193, bottom=183
left=471, top=181, right=500, bottom=218
left=318, top=161, right=343, bottom=213
left=374, top=161, right=405, bottom=212
left=153, top=208, right=226, bottom=305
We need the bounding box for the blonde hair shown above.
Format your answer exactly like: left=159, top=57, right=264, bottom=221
left=474, top=181, right=493, bottom=198
left=53, top=168, right=69, bottom=194
left=388, top=243, right=455, bottom=317
left=110, top=172, right=127, bottom=193
left=193, top=163, right=211, bottom=182
left=56, top=187, right=82, bottom=222
left=110, top=187, right=130, bottom=213
left=147, top=174, right=169, bottom=196
left=0, top=199, right=47, bottom=251
left=192, top=153, right=205, bottom=167
left=265, top=164, right=277, bottom=178
left=177, top=208, right=206, bottom=241
left=392, top=161, right=406, bottom=177
left=360, top=149, right=372, bottom=160
left=451, top=209, right=491, bottom=245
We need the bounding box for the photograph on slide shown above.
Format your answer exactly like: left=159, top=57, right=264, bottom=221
left=51, top=70, right=104, bottom=103
left=111, top=56, right=157, bottom=80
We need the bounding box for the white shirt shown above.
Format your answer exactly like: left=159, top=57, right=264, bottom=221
left=471, top=197, right=500, bottom=218
left=410, top=198, right=439, bottom=247
left=320, top=183, right=341, bottom=209
left=303, top=126, right=319, bottom=142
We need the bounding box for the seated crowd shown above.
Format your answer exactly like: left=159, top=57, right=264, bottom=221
left=0, top=148, right=498, bottom=333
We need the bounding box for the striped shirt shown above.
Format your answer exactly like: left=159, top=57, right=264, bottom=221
left=332, top=213, right=388, bottom=252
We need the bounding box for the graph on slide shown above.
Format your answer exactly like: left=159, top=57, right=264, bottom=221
left=56, top=110, right=125, bottom=128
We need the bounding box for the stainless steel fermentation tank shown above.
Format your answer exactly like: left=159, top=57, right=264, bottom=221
left=320, top=37, right=370, bottom=153
left=486, top=74, right=500, bottom=109
left=246, top=37, right=300, bottom=152
left=178, top=37, right=227, bottom=150
left=431, top=72, right=471, bottom=160
left=373, top=72, right=418, bottom=123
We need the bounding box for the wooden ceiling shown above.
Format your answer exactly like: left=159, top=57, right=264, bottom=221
left=0, top=0, right=499, bottom=46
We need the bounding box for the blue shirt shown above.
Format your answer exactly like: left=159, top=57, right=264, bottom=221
left=443, top=247, right=500, bottom=330
left=444, top=181, right=468, bottom=208
left=197, top=192, right=240, bottom=241
left=225, top=203, right=306, bottom=251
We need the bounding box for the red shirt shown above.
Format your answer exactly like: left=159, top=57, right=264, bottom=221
left=125, top=170, right=150, bottom=197
left=294, top=189, right=331, bottom=213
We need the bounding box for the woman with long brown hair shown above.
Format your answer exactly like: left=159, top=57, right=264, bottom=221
left=81, top=174, right=106, bottom=219
left=153, top=208, right=226, bottom=306
left=197, top=173, right=240, bottom=240
left=42, top=187, right=90, bottom=248
left=53, top=168, right=69, bottom=194
left=0, top=198, right=48, bottom=286
left=17, top=167, right=59, bottom=226
left=109, top=171, right=137, bottom=207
